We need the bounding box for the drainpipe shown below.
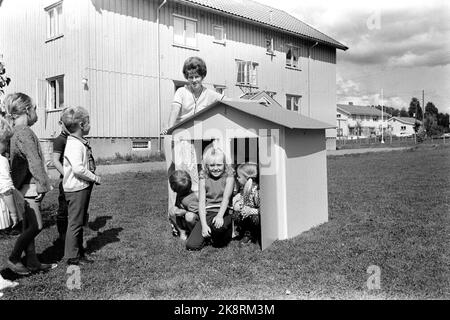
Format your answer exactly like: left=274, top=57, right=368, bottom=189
left=307, top=41, right=318, bottom=118
left=157, top=0, right=168, bottom=153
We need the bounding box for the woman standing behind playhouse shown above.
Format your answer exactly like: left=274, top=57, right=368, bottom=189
left=161, top=57, right=226, bottom=238
left=3, top=92, right=56, bottom=275
left=186, top=146, right=234, bottom=250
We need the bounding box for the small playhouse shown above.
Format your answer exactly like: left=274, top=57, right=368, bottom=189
left=167, top=99, right=334, bottom=250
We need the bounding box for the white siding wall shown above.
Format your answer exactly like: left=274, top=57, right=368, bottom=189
left=1, top=0, right=338, bottom=141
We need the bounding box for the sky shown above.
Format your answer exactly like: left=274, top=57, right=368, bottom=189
left=254, top=0, right=450, bottom=114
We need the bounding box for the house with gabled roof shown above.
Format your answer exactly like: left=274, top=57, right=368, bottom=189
left=337, top=103, right=390, bottom=138
left=0, top=0, right=347, bottom=156
left=387, top=117, right=418, bottom=137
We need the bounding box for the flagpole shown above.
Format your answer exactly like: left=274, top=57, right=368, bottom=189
left=381, top=88, right=385, bottom=143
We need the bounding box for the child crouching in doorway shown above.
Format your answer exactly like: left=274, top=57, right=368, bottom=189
left=185, top=146, right=234, bottom=250
left=232, top=163, right=260, bottom=244
left=168, top=170, right=199, bottom=240
left=61, top=107, right=101, bottom=266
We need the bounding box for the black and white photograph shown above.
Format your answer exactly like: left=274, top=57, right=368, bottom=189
left=0, top=0, right=448, bottom=307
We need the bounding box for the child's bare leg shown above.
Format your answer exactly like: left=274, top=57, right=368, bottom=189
left=185, top=211, right=199, bottom=232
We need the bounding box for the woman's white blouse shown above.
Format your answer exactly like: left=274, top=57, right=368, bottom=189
left=173, top=85, right=224, bottom=123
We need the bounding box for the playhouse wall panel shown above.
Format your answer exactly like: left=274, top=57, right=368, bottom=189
left=284, top=129, right=328, bottom=238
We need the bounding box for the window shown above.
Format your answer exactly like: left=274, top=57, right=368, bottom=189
left=45, top=1, right=63, bottom=40
left=213, top=25, right=225, bottom=43
left=214, top=85, right=226, bottom=95
left=373, top=116, right=378, bottom=121
left=337, top=114, right=341, bottom=118
left=236, top=60, right=258, bottom=87
left=286, top=46, right=300, bottom=68
left=132, top=140, right=151, bottom=150
left=401, top=126, right=406, bottom=131
left=266, top=38, right=274, bottom=54
left=46, top=75, right=64, bottom=110
left=286, top=94, right=301, bottom=112
left=173, top=15, right=197, bottom=48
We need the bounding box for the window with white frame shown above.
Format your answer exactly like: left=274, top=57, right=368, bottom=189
left=286, top=94, right=301, bottom=112
left=45, top=1, right=63, bottom=40
left=173, top=15, right=197, bottom=48
left=401, top=126, right=406, bottom=130
left=286, top=46, right=300, bottom=68
left=47, top=75, right=64, bottom=110
left=213, top=25, right=225, bottom=43
left=236, top=60, right=258, bottom=87
left=132, top=139, right=151, bottom=150
left=266, top=38, right=274, bottom=54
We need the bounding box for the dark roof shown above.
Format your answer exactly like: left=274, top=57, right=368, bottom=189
left=178, top=0, right=348, bottom=50
left=337, top=104, right=391, bottom=117
left=388, top=117, right=418, bottom=125
left=167, top=100, right=335, bottom=134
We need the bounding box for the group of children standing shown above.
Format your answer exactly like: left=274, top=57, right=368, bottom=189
left=0, top=93, right=99, bottom=297
left=169, top=145, right=261, bottom=250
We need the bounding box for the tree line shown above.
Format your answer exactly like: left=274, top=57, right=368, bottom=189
left=371, top=97, right=449, bottom=136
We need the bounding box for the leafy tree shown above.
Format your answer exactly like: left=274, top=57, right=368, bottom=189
left=391, top=108, right=399, bottom=117
left=399, top=108, right=409, bottom=117
left=437, top=113, right=449, bottom=131
left=425, top=102, right=438, bottom=117
left=408, top=97, right=423, bottom=120
left=423, top=113, right=440, bottom=136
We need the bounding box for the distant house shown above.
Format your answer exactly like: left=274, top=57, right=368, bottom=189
left=387, top=117, right=418, bottom=137
left=337, top=103, right=390, bottom=138
left=0, top=0, right=348, bottom=156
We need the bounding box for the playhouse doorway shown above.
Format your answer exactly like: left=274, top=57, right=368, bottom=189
left=229, top=138, right=263, bottom=246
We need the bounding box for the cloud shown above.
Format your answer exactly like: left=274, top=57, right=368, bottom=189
left=324, top=5, right=450, bottom=68
left=336, top=75, right=361, bottom=96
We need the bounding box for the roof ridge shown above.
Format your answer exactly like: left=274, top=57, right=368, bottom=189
left=180, top=0, right=348, bottom=50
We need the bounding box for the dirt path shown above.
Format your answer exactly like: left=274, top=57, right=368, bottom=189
left=327, top=146, right=412, bottom=156
left=47, top=161, right=166, bottom=179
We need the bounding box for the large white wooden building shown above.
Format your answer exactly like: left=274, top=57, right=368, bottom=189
left=0, top=0, right=347, bottom=156
left=337, top=103, right=390, bottom=139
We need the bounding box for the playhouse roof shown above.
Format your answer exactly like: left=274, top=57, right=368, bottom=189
left=167, top=100, right=335, bottom=134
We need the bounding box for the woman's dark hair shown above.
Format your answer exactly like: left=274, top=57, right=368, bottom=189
left=169, top=170, right=192, bottom=195
left=182, top=56, right=207, bottom=79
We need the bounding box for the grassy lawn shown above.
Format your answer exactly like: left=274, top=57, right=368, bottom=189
left=0, top=145, right=449, bottom=300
